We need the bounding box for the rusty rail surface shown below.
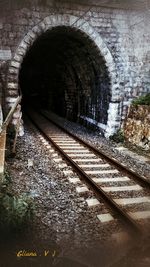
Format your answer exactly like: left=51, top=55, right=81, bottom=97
left=41, top=110, right=150, bottom=187
left=27, top=109, right=150, bottom=235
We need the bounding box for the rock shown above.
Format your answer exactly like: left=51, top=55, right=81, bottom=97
left=124, top=105, right=150, bottom=150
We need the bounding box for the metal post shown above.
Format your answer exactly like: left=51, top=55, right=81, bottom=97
left=0, top=128, right=6, bottom=183
left=0, top=96, right=21, bottom=183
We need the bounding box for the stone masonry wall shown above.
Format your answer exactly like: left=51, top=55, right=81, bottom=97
left=0, top=0, right=149, bottom=137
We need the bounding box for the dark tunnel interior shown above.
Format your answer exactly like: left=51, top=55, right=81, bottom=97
left=19, top=26, right=111, bottom=125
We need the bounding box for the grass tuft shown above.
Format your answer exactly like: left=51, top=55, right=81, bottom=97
left=132, top=93, right=150, bottom=106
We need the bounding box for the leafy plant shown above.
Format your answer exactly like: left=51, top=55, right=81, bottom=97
left=132, top=93, right=150, bottom=106
left=109, top=129, right=124, bottom=143
left=0, top=173, right=34, bottom=232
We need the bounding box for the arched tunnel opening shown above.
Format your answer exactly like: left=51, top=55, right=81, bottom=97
left=19, top=26, right=111, bottom=127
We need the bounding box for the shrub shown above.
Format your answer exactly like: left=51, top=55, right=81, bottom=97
left=109, top=129, right=124, bottom=143
left=132, top=93, right=150, bottom=106
left=0, top=173, right=34, bottom=232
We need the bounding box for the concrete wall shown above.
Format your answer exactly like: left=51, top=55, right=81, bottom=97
left=0, top=0, right=149, bottom=136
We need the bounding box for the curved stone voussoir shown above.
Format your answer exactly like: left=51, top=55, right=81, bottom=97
left=7, top=13, right=118, bottom=136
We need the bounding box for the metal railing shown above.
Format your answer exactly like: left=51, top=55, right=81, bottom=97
left=0, top=96, right=21, bottom=182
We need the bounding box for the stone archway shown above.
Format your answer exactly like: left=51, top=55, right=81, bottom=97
left=7, top=14, right=119, bottom=137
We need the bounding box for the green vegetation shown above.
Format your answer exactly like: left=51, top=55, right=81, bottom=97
left=109, top=129, right=124, bottom=143
left=132, top=93, right=150, bottom=106
left=0, top=172, right=34, bottom=232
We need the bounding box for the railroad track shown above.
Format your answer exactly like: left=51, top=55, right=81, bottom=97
left=27, top=109, right=150, bottom=235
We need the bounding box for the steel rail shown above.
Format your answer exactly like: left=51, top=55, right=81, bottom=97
left=40, top=110, right=150, bottom=188
left=27, top=110, right=143, bottom=235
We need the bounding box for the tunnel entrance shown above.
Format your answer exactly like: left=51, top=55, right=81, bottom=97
left=19, top=26, right=111, bottom=127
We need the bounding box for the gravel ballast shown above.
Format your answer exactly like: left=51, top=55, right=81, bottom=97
left=1, top=113, right=150, bottom=267
left=44, top=111, right=150, bottom=180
